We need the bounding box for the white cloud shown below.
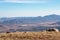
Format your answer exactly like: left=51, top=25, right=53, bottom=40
left=4, top=0, right=49, bottom=1
left=7, top=1, right=47, bottom=3
left=0, top=0, right=50, bottom=3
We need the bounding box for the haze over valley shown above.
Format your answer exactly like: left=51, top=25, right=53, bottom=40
left=0, top=14, right=60, bottom=32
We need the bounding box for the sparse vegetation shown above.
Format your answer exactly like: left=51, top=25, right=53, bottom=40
left=0, top=31, right=60, bottom=40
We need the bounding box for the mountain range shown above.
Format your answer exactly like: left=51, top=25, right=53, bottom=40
left=0, top=14, right=60, bottom=32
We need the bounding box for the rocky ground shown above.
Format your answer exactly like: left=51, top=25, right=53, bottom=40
left=0, top=31, right=60, bottom=40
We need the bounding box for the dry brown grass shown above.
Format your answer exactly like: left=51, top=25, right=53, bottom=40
left=0, top=31, right=60, bottom=40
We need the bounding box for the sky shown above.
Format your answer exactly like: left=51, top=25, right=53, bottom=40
left=0, top=0, right=60, bottom=17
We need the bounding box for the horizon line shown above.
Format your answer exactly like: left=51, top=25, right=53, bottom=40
left=0, top=14, right=60, bottom=18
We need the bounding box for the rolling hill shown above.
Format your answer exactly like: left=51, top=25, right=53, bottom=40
left=0, top=14, right=60, bottom=32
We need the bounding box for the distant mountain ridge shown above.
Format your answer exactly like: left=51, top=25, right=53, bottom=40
left=0, top=14, right=60, bottom=24
left=0, top=14, right=60, bottom=32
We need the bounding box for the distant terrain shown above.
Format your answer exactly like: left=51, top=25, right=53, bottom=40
left=0, top=14, right=60, bottom=32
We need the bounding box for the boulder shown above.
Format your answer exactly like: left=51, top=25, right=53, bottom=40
left=46, top=28, right=59, bottom=32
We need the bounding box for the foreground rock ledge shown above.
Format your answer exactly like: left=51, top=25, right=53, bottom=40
left=0, top=31, right=60, bottom=40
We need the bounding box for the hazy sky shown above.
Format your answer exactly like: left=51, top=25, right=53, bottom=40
left=0, top=0, right=60, bottom=17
